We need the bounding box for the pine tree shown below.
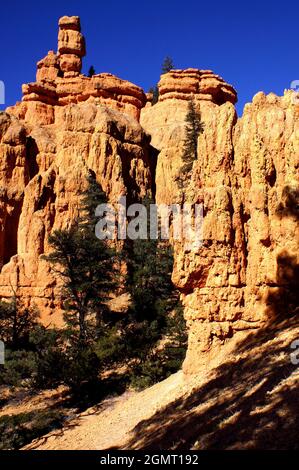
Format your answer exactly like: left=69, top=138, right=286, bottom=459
left=44, top=173, right=118, bottom=343
left=147, top=57, right=173, bottom=107
left=148, top=85, right=159, bottom=105
left=123, top=198, right=187, bottom=388
left=162, top=304, right=188, bottom=370
left=176, top=97, right=204, bottom=190
left=182, top=96, right=204, bottom=165
left=88, top=65, right=96, bottom=77
left=162, top=56, right=174, bottom=74
left=0, top=296, right=39, bottom=349
left=126, top=198, right=174, bottom=323
left=78, top=172, right=107, bottom=229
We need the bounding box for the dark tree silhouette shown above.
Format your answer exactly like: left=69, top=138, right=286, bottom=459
left=162, top=56, right=174, bottom=74
left=88, top=65, right=96, bottom=77
left=148, top=85, right=159, bottom=105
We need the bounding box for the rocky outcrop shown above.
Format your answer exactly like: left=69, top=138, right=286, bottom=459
left=58, top=15, right=86, bottom=77
left=0, top=103, right=152, bottom=324
left=158, top=68, right=237, bottom=105
left=142, top=70, right=299, bottom=373
left=1, top=16, right=298, bottom=373
left=7, top=16, right=146, bottom=125
left=36, top=51, right=60, bottom=82
left=0, top=15, right=152, bottom=324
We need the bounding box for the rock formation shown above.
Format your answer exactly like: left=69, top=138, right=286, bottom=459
left=141, top=72, right=299, bottom=373
left=7, top=16, right=146, bottom=125
left=0, top=17, right=152, bottom=324
left=36, top=51, right=60, bottom=82
left=57, top=15, right=86, bottom=77
left=158, top=68, right=237, bottom=105
left=0, top=16, right=298, bottom=372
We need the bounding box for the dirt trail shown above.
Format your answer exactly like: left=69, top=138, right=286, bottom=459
left=24, top=371, right=189, bottom=450
left=23, top=318, right=299, bottom=450
left=23, top=333, right=245, bottom=451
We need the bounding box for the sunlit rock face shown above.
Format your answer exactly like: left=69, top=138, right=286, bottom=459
left=7, top=16, right=146, bottom=125
left=1, top=16, right=298, bottom=372
left=0, top=17, right=152, bottom=325
left=142, top=70, right=299, bottom=373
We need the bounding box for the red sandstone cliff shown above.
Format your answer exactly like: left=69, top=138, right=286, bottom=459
left=0, top=16, right=298, bottom=372
left=142, top=73, right=299, bottom=372
left=0, top=16, right=152, bottom=324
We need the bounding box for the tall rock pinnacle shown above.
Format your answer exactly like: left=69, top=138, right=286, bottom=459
left=7, top=16, right=146, bottom=124
left=58, top=16, right=86, bottom=77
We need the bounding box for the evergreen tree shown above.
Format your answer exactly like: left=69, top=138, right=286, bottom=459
left=29, top=325, right=66, bottom=389
left=161, top=304, right=188, bottom=370
left=182, top=96, right=204, bottom=165
left=78, top=172, right=107, bottom=230
left=88, top=65, right=96, bottom=77
left=44, top=173, right=118, bottom=343
left=162, top=56, right=174, bottom=74
left=148, top=85, right=159, bottom=105
left=176, top=97, right=204, bottom=190
left=128, top=300, right=188, bottom=390
left=0, top=299, right=65, bottom=390
left=123, top=198, right=187, bottom=388
left=0, top=296, right=39, bottom=349
left=147, top=57, right=173, bottom=107
left=125, top=198, right=174, bottom=323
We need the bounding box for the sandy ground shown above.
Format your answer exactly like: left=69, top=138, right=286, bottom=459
left=22, top=316, right=299, bottom=450
left=23, top=371, right=189, bottom=450
left=0, top=386, right=69, bottom=418
left=25, top=371, right=195, bottom=450
left=23, top=332, right=248, bottom=450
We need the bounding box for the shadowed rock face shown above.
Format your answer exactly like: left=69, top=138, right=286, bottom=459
left=0, top=16, right=298, bottom=372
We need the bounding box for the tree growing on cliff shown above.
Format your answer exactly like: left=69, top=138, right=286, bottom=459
left=162, top=56, right=174, bottom=74
left=148, top=85, right=159, bottom=105
left=45, top=173, right=118, bottom=342
left=147, top=57, right=174, bottom=106
left=182, top=97, right=204, bottom=168
left=176, top=96, right=204, bottom=190
left=88, top=65, right=96, bottom=77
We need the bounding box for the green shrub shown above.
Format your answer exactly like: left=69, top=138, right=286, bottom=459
left=0, top=349, right=37, bottom=387
left=29, top=326, right=66, bottom=389
left=94, top=326, right=125, bottom=367
left=0, top=409, right=65, bottom=450
left=0, top=297, right=39, bottom=349
left=61, top=344, right=100, bottom=394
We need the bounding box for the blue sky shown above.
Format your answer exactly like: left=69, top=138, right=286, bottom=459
left=0, top=0, right=298, bottom=115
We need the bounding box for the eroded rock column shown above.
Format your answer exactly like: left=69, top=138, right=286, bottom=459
left=141, top=70, right=299, bottom=374
left=58, top=16, right=86, bottom=77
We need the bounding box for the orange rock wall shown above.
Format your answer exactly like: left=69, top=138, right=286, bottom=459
left=0, top=16, right=298, bottom=372
left=0, top=104, right=152, bottom=324
left=141, top=71, right=299, bottom=373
